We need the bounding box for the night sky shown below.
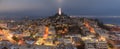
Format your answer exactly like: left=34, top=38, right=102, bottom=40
left=0, top=0, right=120, bottom=17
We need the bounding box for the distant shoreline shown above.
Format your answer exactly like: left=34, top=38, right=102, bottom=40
left=0, top=16, right=119, bottom=25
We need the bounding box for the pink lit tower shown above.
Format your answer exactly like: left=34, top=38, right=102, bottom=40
left=58, top=8, right=62, bottom=15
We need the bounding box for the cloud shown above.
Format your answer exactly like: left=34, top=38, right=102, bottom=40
left=0, top=0, right=57, bottom=12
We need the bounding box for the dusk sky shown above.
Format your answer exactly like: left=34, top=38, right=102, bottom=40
left=0, top=0, right=120, bottom=17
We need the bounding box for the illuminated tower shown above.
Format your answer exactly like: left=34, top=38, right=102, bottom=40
left=58, top=8, right=62, bottom=15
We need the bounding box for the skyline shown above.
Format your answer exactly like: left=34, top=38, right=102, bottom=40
left=0, top=1, right=120, bottom=49
left=0, top=0, right=120, bottom=17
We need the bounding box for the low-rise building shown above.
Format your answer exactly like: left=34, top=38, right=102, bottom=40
left=85, top=39, right=108, bottom=49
